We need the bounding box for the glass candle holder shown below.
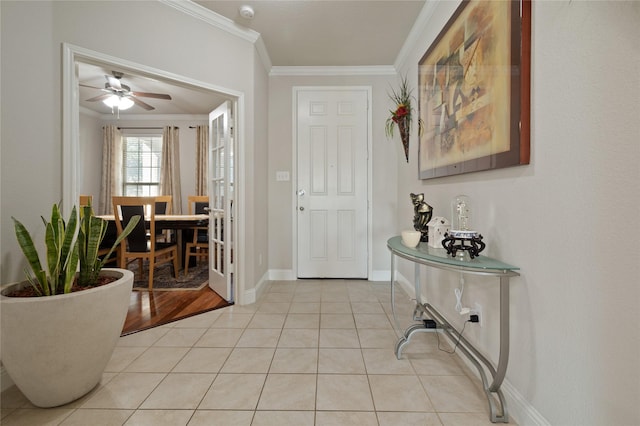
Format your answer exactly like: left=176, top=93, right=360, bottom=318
left=451, top=195, right=472, bottom=231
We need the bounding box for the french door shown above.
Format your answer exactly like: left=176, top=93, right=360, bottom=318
left=208, top=101, right=234, bottom=302
left=296, top=88, right=369, bottom=278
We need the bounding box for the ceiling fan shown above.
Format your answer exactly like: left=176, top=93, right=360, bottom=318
left=80, top=71, right=172, bottom=111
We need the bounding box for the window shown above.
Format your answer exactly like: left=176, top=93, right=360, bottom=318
left=123, top=135, right=163, bottom=196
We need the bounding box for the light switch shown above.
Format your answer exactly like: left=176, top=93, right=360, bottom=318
left=276, top=171, right=290, bottom=181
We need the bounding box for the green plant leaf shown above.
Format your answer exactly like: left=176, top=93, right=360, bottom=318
left=96, top=215, right=141, bottom=272
left=12, top=217, right=47, bottom=296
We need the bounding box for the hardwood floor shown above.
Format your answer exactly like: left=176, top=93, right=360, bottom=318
left=121, top=286, right=231, bottom=335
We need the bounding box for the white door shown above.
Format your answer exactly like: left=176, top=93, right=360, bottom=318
left=208, top=101, right=234, bottom=302
left=296, top=88, right=369, bottom=278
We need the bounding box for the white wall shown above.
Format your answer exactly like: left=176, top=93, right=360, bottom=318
left=394, top=1, right=640, bottom=425
left=267, top=74, right=400, bottom=278
left=78, top=111, right=103, bottom=198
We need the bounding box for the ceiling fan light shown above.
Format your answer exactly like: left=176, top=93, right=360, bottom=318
left=118, top=97, right=134, bottom=110
left=103, top=95, right=134, bottom=110
left=103, top=95, right=119, bottom=108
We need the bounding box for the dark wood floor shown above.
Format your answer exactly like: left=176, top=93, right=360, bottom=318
left=121, top=286, right=231, bottom=335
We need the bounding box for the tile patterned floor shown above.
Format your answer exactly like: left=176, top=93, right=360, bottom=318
left=1, top=280, right=504, bottom=425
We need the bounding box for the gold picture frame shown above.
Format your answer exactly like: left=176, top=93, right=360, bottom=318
left=418, top=0, right=531, bottom=179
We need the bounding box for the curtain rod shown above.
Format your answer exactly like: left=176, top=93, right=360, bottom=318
left=116, top=126, right=178, bottom=130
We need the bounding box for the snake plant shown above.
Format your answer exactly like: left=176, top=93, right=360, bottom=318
left=12, top=203, right=139, bottom=296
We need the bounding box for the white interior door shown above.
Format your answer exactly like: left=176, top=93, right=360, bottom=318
left=209, top=101, right=234, bottom=302
left=296, top=88, right=369, bottom=278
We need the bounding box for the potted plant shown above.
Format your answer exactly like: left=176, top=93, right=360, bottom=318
left=0, top=203, right=139, bottom=407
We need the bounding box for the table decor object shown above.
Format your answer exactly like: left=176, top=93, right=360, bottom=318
left=427, top=216, right=450, bottom=248
left=441, top=195, right=485, bottom=259
left=410, top=193, right=433, bottom=242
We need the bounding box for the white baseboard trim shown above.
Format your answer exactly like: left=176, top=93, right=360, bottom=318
left=268, top=269, right=296, bottom=281
left=501, top=379, right=551, bottom=426
left=1, top=365, right=14, bottom=392
left=254, top=271, right=270, bottom=302
left=242, top=287, right=256, bottom=305
left=369, top=269, right=390, bottom=282
left=395, top=271, right=415, bottom=299
left=242, top=271, right=271, bottom=305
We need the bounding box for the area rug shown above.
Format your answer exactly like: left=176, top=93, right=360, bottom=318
left=129, top=261, right=209, bottom=291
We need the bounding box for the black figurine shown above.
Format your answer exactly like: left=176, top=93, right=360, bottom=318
left=410, top=193, right=433, bottom=242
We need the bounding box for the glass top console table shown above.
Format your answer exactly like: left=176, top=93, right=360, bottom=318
left=387, top=236, right=520, bottom=423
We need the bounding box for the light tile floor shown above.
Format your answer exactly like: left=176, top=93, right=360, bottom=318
left=1, top=280, right=507, bottom=425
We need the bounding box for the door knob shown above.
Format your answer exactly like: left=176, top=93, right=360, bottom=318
left=299, top=207, right=305, bottom=211
left=297, top=189, right=305, bottom=196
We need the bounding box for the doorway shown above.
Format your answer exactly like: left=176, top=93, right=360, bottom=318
left=62, top=43, right=244, bottom=317
left=294, top=87, right=371, bottom=278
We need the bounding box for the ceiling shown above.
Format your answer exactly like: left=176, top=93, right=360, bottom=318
left=195, top=0, right=427, bottom=67
left=78, top=62, right=229, bottom=116
left=79, top=0, right=427, bottom=116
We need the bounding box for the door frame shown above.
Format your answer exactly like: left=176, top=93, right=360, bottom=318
left=291, top=86, right=373, bottom=279
left=62, top=43, right=245, bottom=304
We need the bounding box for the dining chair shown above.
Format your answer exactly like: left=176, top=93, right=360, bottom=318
left=154, top=195, right=173, bottom=243
left=79, top=195, right=92, bottom=208
left=80, top=195, right=118, bottom=265
left=185, top=195, right=209, bottom=274
left=112, top=196, right=179, bottom=290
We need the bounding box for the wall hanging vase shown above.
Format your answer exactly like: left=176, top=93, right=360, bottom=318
left=385, top=76, right=420, bottom=162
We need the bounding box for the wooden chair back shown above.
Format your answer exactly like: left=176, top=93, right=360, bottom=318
left=185, top=195, right=209, bottom=274
left=154, top=195, right=172, bottom=215
left=79, top=195, right=93, bottom=208
left=188, top=195, right=209, bottom=214
left=111, top=196, right=179, bottom=290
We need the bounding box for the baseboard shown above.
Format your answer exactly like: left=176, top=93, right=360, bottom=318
left=254, top=271, right=270, bottom=301
left=369, top=269, right=390, bottom=282
left=501, top=379, right=551, bottom=426
left=267, top=269, right=400, bottom=283
left=241, top=270, right=270, bottom=305
left=394, top=271, right=415, bottom=299
left=1, top=365, right=14, bottom=392
left=268, top=269, right=296, bottom=281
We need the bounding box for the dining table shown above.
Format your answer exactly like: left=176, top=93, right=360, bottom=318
left=97, top=214, right=209, bottom=269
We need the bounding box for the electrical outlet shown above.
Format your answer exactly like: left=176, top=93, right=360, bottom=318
left=472, top=302, right=482, bottom=327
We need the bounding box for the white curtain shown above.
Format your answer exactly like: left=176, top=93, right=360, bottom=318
left=160, top=126, right=182, bottom=214
left=195, top=125, right=209, bottom=196
left=98, top=125, right=123, bottom=215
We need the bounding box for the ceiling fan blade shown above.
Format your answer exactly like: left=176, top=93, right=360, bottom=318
left=131, top=91, right=172, bottom=100
left=131, top=97, right=155, bottom=111
left=106, top=75, right=122, bottom=90
left=85, top=93, right=112, bottom=102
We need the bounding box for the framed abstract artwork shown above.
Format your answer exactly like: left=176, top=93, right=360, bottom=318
left=418, top=0, right=531, bottom=179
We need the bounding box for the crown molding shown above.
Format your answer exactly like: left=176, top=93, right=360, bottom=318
left=100, top=114, right=209, bottom=122
left=394, top=0, right=439, bottom=71
left=270, top=65, right=397, bottom=77
left=254, top=35, right=273, bottom=72
left=159, top=0, right=258, bottom=43
left=159, top=0, right=272, bottom=71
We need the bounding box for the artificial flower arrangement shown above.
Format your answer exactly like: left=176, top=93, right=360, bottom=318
left=385, top=76, right=421, bottom=162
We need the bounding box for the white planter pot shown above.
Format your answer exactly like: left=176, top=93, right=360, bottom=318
left=0, top=268, right=133, bottom=407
